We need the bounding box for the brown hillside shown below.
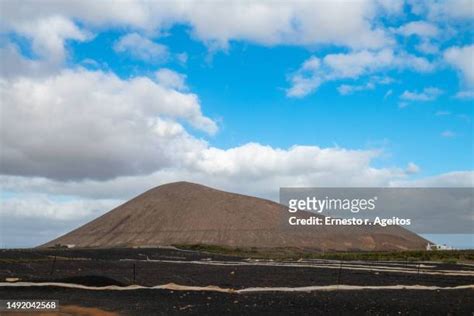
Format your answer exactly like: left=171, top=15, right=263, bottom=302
left=41, top=182, right=428, bottom=251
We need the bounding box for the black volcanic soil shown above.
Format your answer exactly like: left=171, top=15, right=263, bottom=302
left=1, top=248, right=473, bottom=288
left=1, top=248, right=473, bottom=315
left=2, top=287, right=473, bottom=315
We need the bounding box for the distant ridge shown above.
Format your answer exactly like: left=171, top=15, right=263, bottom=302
left=41, top=181, right=428, bottom=250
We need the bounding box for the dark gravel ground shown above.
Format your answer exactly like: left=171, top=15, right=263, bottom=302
left=2, top=248, right=473, bottom=271
left=0, top=247, right=241, bottom=262
left=1, top=248, right=473, bottom=315
left=1, top=259, right=472, bottom=288
left=1, top=286, right=473, bottom=315
left=1, top=249, right=473, bottom=288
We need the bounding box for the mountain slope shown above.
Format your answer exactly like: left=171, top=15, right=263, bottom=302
left=41, top=182, right=428, bottom=250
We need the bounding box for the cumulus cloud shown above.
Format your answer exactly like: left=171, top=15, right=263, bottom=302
left=394, top=21, right=441, bottom=55
left=186, top=0, right=395, bottom=49
left=439, top=0, right=474, bottom=19
left=0, top=0, right=397, bottom=51
left=287, top=49, right=434, bottom=97
left=1, top=14, right=90, bottom=64
left=0, top=144, right=406, bottom=201
left=323, top=49, right=395, bottom=78
left=286, top=56, right=322, bottom=98
left=155, top=68, right=187, bottom=91
left=0, top=0, right=468, bottom=93
left=0, top=62, right=410, bottom=191
left=392, top=171, right=474, bottom=187
left=0, top=194, right=123, bottom=248
left=0, top=68, right=217, bottom=180
left=400, top=87, right=443, bottom=101
left=444, top=45, right=474, bottom=86
left=415, top=41, right=440, bottom=55
left=395, top=21, right=439, bottom=38
left=0, top=44, right=55, bottom=78
left=0, top=195, right=121, bottom=221
left=411, top=0, right=474, bottom=21
left=5, top=142, right=467, bottom=204
left=114, top=33, right=169, bottom=63
left=189, top=144, right=384, bottom=180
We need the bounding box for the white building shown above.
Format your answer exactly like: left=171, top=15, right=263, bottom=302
left=426, top=243, right=455, bottom=251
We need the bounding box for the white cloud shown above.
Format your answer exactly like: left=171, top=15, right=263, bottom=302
left=0, top=43, right=55, bottom=78
left=338, top=83, right=375, bottom=95
left=323, top=49, right=394, bottom=78
left=0, top=194, right=124, bottom=247
left=405, top=162, right=420, bottom=174
left=1, top=15, right=90, bottom=64
left=187, top=0, right=394, bottom=49
left=0, top=143, right=408, bottom=201
left=0, top=0, right=397, bottom=51
left=455, top=90, right=474, bottom=99
left=337, top=76, right=393, bottom=95
left=325, top=50, right=433, bottom=77
left=394, top=21, right=441, bottom=56
left=392, top=171, right=474, bottom=187
left=189, top=143, right=382, bottom=180
left=384, top=89, right=393, bottom=99
left=376, top=0, right=405, bottom=15
left=0, top=68, right=217, bottom=180
left=155, top=68, right=187, bottom=91
left=1, top=65, right=412, bottom=189
left=441, top=130, right=456, bottom=138
left=415, top=41, right=439, bottom=55
left=286, top=56, right=322, bottom=97
left=441, top=0, right=474, bottom=19
left=444, top=45, right=474, bottom=86
left=0, top=195, right=121, bottom=221
left=400, top=87, right=443, bottom=101
left=287, top=49, right=434, bottom=97
left=114, top=33, right=169, bottom=63
left=412, top=0, right=474, bottom=21
left=176, top=52, right=189, bottom=65
left=395, top=21, right=439, bottom=38
left=398, top=52, right=437, bottom=72
left=398, top=101, right=409, bottom=109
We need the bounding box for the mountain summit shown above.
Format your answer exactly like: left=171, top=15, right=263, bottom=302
left=42, top=182, right=427, bottom=250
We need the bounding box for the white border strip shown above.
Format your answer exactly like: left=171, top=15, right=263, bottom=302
left=1, top=282, right=473, bottom=293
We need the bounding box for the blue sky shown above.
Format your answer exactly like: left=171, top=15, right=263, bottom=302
left=0, top=0, right=473, bottom=248
left=66, top=24, right=473, bottom=177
